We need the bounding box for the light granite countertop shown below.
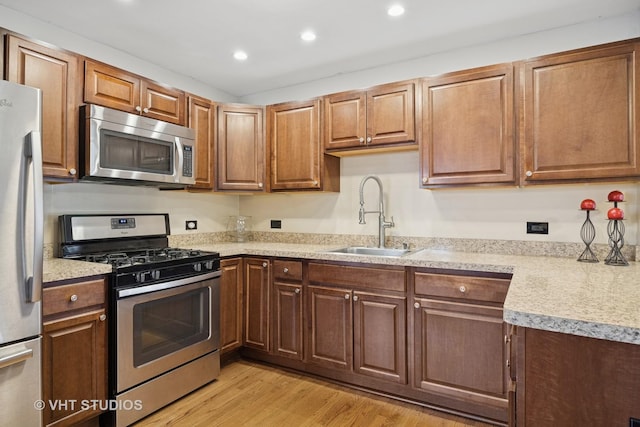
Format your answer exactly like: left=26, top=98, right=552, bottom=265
left=44, top=241, right=640, bottom=345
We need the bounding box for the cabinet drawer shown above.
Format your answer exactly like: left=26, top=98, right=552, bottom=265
left=309, top=262, right=405, bottom=292
left=273, top=260, right=303, bottom=281
left=414, top=272, right=509, bottom=303
left=43, top=279, right=106, bottom=317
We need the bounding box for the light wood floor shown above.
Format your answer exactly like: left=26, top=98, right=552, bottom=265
left=133, top=359, right=495, bottom=427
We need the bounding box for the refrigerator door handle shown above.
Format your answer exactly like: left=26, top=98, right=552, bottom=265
left=0, top=348, right=34, bottom=369
left=23, top=131, right=44, bottom=303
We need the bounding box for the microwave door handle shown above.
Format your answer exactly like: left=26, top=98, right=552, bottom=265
left=174, top=137, right=184, bottom=183
left=23, top=131, right=44, bottom=303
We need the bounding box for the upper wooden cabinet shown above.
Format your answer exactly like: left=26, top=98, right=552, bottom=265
left=5, top=34, right=81, bottom=181
left=188, top=94, right=216, bottom=190
left=519, top=40, right=640, bottom=184
left=216, top=104, right=266, bottom=192
left=324, top=81, right=417, bottom=153
left=267, top=98, right=339, bottom=192
left=84, top=59, right=187, bottom=125
left=421, top=64, right=516, bottom=187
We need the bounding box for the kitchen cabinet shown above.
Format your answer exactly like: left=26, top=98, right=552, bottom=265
left=220, top=258, right=243, bottom=355
left=307, top=262, right=407, bottom=383
left=243, top=258, right=270, bottom=352
left=411, top=271, right=510, bottom=423
left=420, top=64, right=516, bottom=187
left=5, top=33, right=81, bottom=181
left=84, top=59, right=187, bottom=125
left=216, top=104, right=266, bottom=192
left=271, top=260, right=304, bottom=360
left=267, top=99, right=340, bottom=192
left=519, top=39, right=640, bottom=184
left=324, top=81, right=417, bottom=154
left=42, top=277, right=107, bottom=427
left=513, top=326, right=640, bottom=426
left=188, top=94, right=216, bottom=190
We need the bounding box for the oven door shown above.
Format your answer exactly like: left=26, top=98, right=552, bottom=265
left=115, top=272, right=220, bottom=393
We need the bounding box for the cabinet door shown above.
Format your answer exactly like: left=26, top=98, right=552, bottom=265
left=324, top=90, right=367, bottom=150
left=268, top=99, right=322, bottom=190
left=84, top=59, right=141, bottom=114
left=216, top=104, right=265, bottom=191
left=521, top=41, right=640, bottom=183
left=366, top=81, right=416, bottom=147
left=244, top=258, right=270, bottom=352
left=140, top=79, right=186, bottom=125
left=421, top=64, right=515, bottom=186
left=6, top=34, right=80, bottom=180
left=353, top=292, right=407, bottom=384
left=220, top=258, right=243, bottom=354
left=42, top=309, right=107, bottom=426
left=188, top=95, right=216, bottom=190
left=307, top=285, right=353, bottom=370
left=413, top=298, right=508, bottom=419
left=272, top=282, right=303, bottom=360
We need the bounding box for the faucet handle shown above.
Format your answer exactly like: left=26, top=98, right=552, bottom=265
left=384, top=216, right=395, bottom=228
left=358, top=207, right=366, bottom=224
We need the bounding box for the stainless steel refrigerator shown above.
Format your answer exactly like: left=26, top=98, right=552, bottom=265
left=0, top=80, right=43, bottom=427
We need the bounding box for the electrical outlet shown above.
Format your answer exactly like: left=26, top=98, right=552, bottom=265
left=270, top=219, right=282, bottom=229
left=185, top=220, right=198, bottom=230
left=526, top=221, right=548, bottom=234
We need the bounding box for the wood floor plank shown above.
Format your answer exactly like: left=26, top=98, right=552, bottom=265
left=133, top=359, right=494, bottom=427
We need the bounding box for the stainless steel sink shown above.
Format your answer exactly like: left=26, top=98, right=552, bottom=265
left=325, top=246, right=422, bottom=257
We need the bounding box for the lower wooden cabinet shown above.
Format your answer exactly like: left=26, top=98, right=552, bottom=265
left=220, top=258, right=243, bottom=354
left=243, top=258, right=271, bottom=352
left=271, top=260, right=304, bottom=360
left=411, top=271, right=510, bottom=423
left=42, top=277, right=107, bottom=427
left=514, top=326, right=640, bottom=426
left=306, top=262, right=407, bottom=384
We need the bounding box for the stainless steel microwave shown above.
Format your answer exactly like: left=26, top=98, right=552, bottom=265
left=79, top=104, right=195, bottom=188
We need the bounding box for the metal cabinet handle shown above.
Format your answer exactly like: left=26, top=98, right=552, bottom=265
left=366, top=136, right=372, bottom=143
left=294, top=288, right=300, bottom=294
left=344, top=294, right=350, bottom=300
left=135, top=106, right=142, bottom=112
left=68, top=168, right=77, bottom=176
left=143, top=107, right=149, bottom=114
left=504, top=335, right=511, bottom=344
left=313, top=180, right=318, bottom=186
left=422, top=177, right=428, bottom=184
left=283, top=267, right=289, bottom=273
left=414, top=302, right=420, bottom=309
left=459, top=286, right=467, bottom=293
left=262, top=262, right=268, bottom=268
left=353, top=295, right=359, bottom=302
left=359, top=137, right=365, bottom=144
left=70, top=294, right=78, bottom=302
left=99, top=314, right=106, bottom=321
left=525, top=170, right=533, bottom=177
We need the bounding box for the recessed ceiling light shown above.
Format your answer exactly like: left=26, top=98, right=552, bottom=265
left=387, top=4, right=405, bottom=17
left=233, top=50, right=248, bottom=61
left=301, top=31, right=316, bottom=42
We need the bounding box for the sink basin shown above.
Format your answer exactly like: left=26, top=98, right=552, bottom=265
left=325, top=246, right=421, bottom=257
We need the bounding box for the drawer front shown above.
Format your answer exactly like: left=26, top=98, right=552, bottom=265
left=43, top=279, right=106, bottom=317
left=273, top=260, right=303, bottom=281
left=308, top=262, right=405, bottom=292
left=414, top=272, right=509, bottom=303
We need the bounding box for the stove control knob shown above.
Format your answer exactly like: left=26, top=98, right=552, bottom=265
left=205, top=261, right=214, bottom=270
left=151, top=270, right=161, bottom=280
left=135, top=272, right=148, bottom=283
left=193, top=263, right=202, bottom=272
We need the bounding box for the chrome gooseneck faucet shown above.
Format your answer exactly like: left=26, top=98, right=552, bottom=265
left=358, top=175, right=394, bottom=248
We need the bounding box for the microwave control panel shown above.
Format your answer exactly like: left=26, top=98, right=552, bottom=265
left=183, top=145, right=193, bottom=177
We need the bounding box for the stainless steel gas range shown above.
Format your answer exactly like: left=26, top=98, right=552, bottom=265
left=59, top=214, right=220, bottom=427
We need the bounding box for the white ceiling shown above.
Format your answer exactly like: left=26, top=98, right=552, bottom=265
left=1, top=0, right=639, bottom=97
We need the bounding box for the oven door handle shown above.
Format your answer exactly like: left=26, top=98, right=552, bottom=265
left=117, top=270, right=221, bottom=298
